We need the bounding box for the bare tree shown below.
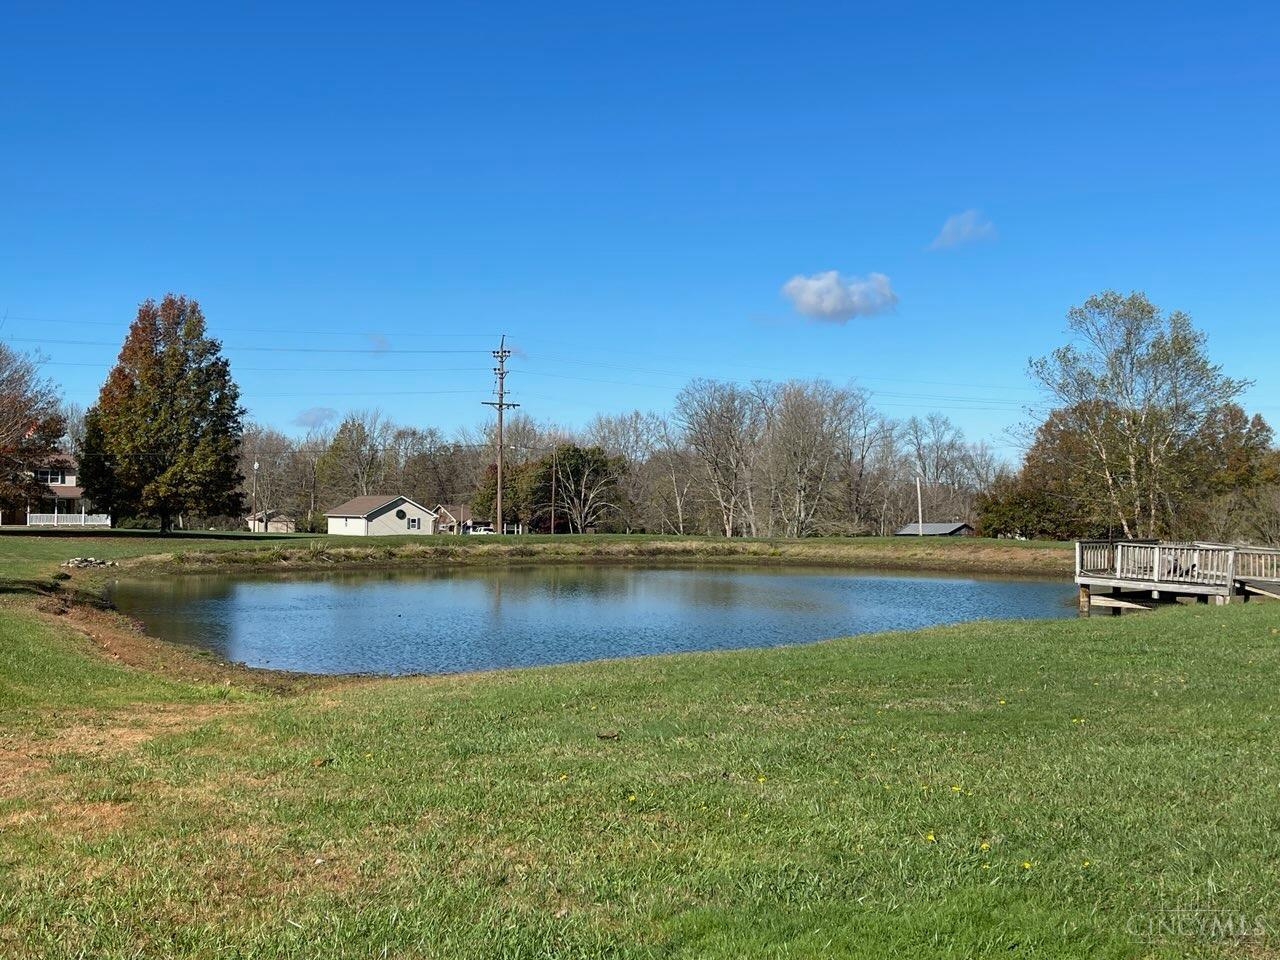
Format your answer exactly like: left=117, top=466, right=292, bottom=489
left=905, top=413, right=974, bottom=522
left=60, top=402, right=86, bottom=452
left=828, top=391, right=894, bottom=534
left=585, top=410, right=662, bottom=532
left=1030, top=291, right=1249, bottom=538
left=760, top=381, right=852, bottom=537
left=290, top=426, right=332, bottom=526
left=240, top=423, right=292, bottom=523
left=553, top=445, right=625, bottom=533
left=320, top=409, right=393, bottom=499
left=675, top=379, right=763, bottom=536
left=650, top=418, right=697, bottom=534
left=0, top=344, right=66, bottom=512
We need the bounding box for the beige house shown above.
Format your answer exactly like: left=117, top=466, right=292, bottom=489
left=20, top=454, right=111, bottom=527
left=433, top=503, right=492, bottom=535
left=246, top=510, right=297, bottom=533
left=324, top=495, right=438, bottom=536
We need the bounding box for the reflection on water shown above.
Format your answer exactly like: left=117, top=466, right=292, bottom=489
left=108, top=565, right=1075, bottom=675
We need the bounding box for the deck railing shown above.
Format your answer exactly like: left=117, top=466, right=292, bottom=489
left=1077, top=540, right=1117, bottom=575
left=1077, top=540, right=1280, bottom=587
left=1236, top=547, right=1280, bottom=582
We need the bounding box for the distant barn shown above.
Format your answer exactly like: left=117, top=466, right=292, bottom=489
left=893, top=522, right=975, bottom=537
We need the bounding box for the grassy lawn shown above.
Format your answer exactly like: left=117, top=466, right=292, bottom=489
left=0, top=530, right=1073, bottom=583
left=2, top=593, right=1279, bottom=957
left=0, top=529, right=320, bottom=583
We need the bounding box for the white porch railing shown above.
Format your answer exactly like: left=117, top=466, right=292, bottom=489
left=26, top=513, right=112, bottom=527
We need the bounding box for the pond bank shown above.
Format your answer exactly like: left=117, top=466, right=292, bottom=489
left=130, top=534, right=1073, bottom=578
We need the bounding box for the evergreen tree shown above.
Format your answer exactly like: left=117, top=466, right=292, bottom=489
left=78, top=294, right=245, bottom=531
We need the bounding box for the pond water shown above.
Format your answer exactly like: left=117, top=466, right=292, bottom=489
left=108, top=565, right=1076, bottom=676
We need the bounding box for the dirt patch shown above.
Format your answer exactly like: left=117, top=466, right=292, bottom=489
left=0, top=703, right=248, bottom=811
left=0, top=746, right=50, bottom=799
left=47, top=703, right=244, bottom=755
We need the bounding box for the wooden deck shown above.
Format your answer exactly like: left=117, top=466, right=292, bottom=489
left=1075, top=540, right=1280, bottom=614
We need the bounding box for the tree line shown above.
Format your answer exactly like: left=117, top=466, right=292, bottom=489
left=234, top=387, right=996, bottom=536
left=1, top=289, right=1277, bottom=541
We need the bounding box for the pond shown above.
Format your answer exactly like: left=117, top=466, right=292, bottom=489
left=107, top=565, right=1076, bottom=676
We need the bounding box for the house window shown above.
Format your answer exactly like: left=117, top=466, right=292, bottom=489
left=35, top=468, right=65, bottom=485
left=408, top=517, right=420, bottom=530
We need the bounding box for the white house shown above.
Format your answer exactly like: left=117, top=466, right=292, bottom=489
left=324, top=495, right=438, bottom=536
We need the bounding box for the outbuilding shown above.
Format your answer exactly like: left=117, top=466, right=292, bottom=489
left=246, top=510, right=297, bottom=533
left=325, top=495, right=438, bottom=536
left=893, top=521, right=976, bottom=537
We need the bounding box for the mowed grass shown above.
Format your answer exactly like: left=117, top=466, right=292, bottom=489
left=0, top=529, right=320, bottom=582
left=3, top=599, right=1279, bottom=958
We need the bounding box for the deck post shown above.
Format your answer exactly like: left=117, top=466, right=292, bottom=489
left=1078, top=583, right=1091, bottom=617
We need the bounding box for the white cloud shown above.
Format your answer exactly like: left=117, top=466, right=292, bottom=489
left=780, top=270, right=898, bottom=322
left=294, top=406, right=338, bottom=429
left=929, top=209, right=996, bottom=250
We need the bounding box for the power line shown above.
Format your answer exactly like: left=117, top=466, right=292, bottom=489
left=4, top=336, right=488, bottom=355
left=253, top=389, right=487, bottom=398
left=4, top=313, right=499, bottom=340
left=42, top=361, right=491, bottom=374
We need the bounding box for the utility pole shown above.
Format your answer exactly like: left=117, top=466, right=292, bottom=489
left=482, top=335, right=518, bottom=534
left=251, top=459, right=260, bottom=533
left=550, top=442, right=557, bottom=535
left=915, top=474, right=924, bottom=536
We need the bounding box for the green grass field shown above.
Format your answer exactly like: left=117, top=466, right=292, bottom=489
left=2, top=564, right=1279, bottom=957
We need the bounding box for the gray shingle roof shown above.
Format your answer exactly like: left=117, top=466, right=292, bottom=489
left=893, top=522, right=974, bottom=536
left=325, top=495, right=434, bottom=518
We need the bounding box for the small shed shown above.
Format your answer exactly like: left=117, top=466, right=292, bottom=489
left=246, top=510, right=297, bottom=533
left=893, top=521, right=976, bottom=537
left=325, top=495, right=437, bottom=536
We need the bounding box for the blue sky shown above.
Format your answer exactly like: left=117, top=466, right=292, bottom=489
left=4, top=1, right=1278, bottom=458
